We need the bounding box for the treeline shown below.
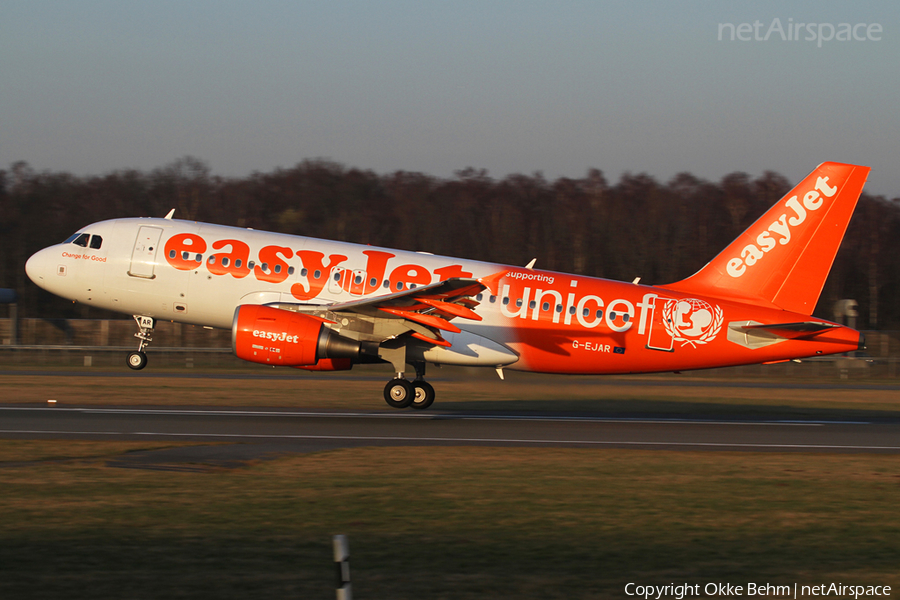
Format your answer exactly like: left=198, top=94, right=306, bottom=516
left=2, top=157, right=899, bottom=328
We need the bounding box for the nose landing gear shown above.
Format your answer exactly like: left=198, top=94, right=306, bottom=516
left=127, top=315, right=155, bottom=371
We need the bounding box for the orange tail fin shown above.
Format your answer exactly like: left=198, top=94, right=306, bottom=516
left=660, top=162, right=870, bottom=315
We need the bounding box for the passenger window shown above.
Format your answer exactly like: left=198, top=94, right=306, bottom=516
left=542, top=302, right=550, bottom=311
left=528, top=300, right=535, bottom=309
left=516, top=299, right=523, bottom=308
left=490, top=295, right=497, bottom=303
left=89, top=235, right=103, bottom=249
left=623, top=314, right=630, bottom=323
left=476, top=293, right=483, bottom=301
left=301, top=268, right=308, bottom=277
left=370, top=277, right=377, bottom=287
left=275, top=265, right=282, bottom=274
left=314, top=270, right=321, bottom=279
left=73, top=233, right=90, bottom=247
left=569, top=306, right=576, bottom=315
left=235, top=259, right=242, bottom=268
left=289, top=267, right=296, bottom=275
left=208, top=256, right=216, bottom=265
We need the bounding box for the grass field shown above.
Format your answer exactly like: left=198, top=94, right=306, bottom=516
left=1, top=368, right=899, bottom=598
left=1, top=441, right=898, bottom=599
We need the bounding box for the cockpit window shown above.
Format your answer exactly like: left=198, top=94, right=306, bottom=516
left=62, top=233, right=80, bottom=244
left=89, top=235, right=103, bottom=249
left=72, top=233, right=90, bottom=247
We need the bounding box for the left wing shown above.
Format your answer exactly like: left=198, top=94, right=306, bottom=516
left=268, top=277, right=487, bottom=347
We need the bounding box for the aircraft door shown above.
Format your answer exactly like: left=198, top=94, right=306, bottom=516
left=349, top=269, right=367, bottom=296
left=327, top=267, right=347, bottom=295
left=128, top=226, right=163, bottom=279
left=645, top=296, right=676, bottom=352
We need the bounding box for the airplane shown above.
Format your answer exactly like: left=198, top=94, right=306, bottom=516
left=25, top=162, right=869, bottom=410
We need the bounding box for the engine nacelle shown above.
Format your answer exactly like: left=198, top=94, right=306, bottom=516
left=232, top=305, right=361, bottom=367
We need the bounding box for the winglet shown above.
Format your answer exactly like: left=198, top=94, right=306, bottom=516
left=478, top=270, right=507, bottom=296
left=661, top=162, right=870, bottom=315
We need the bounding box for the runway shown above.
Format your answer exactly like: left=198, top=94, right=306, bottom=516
left=2, top=405, right=900, bottom=455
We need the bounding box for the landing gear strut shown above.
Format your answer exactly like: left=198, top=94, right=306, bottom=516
left=382, top=361, right=436, bottom=410
left=127, top=315, right=154, bottom=371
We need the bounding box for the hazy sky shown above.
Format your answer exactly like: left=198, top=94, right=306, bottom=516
left=3, top=0, right=898, bottom=195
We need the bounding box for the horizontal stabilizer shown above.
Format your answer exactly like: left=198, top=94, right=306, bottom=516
left=739, top=321, right=840, bottom=339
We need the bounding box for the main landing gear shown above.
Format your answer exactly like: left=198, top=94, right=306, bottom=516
left=127, top=315, right=155, bottom=371
left=383, top=361, right=435, bottom=410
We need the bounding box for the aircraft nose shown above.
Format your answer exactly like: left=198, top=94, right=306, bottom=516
left=25, top=247, right=55, bottom=288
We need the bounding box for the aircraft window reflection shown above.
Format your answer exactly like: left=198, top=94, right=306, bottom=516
left=89, top=235, right=103, bottom=249
left=516, top=299, right=523, bottom=308
left=208, top=256, right=216, bottom=265
left=73, top=233, right=90, bottom=247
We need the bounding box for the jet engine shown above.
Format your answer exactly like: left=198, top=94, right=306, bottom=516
left=232, top=305, right=364, bottom=367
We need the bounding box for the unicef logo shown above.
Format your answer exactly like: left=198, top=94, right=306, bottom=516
left=663, top=298, right=724, bottom=347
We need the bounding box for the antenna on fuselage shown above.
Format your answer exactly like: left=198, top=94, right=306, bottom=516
left=524, top=258, right=536, bottom=270
left=164, top=209, right=175, bottom=220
